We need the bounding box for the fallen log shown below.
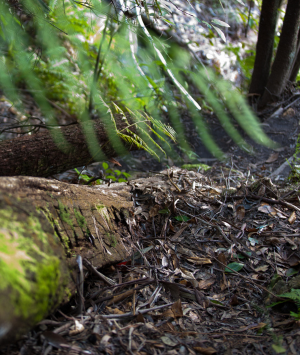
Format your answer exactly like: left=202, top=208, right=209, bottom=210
left=0, top=114, right=140, bottom=177
left=0, top=176, right=135, bottom=344
left=0, top=168, right=209, bottom=345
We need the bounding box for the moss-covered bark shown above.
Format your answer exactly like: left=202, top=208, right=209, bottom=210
left=0, top=176, right=134, bottom=344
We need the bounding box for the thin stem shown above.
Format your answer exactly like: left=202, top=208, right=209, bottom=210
left=88, top=13, right=110, bottom=113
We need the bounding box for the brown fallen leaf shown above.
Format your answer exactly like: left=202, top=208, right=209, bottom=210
left=198, top=278, right=215, bottom=290
left=265, top=152, right=279, bottom=163
left=288, top=210, right=296, bottom=224
left=187, top=256, right=212, bottom=265
left=108, top=158, right=122, bottom=166
left=171, top=299, right=183, bottom=318
left=194, top=346, right=217, bottom=354
left=258, top=203, right=277, bottom=216
left=283, top=108, right=295, bottom=116
left=236, top=205, right=245, bottom=220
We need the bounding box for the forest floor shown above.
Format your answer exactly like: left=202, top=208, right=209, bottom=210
left=1, top=97, right=300, bottom=354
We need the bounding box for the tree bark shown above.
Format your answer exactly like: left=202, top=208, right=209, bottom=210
left=260, top=0, right=300, bottom=107
left=0, top=114, right=141, bottom=177
left=289, top=29, right=300, bottom=82
left=249, top=0, right=282, bottom=97
left=0, top=176, right=134, bottom=344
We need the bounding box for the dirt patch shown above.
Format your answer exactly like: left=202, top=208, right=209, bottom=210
left=117, top=102, right=300, bottom=182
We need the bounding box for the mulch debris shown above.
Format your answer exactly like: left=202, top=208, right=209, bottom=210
left=2, top=165, right=300, bottom=355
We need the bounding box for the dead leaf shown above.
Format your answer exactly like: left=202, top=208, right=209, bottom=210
left=254, top=265, right=269, bottom=272
left=194, top=346, right=217, bottom=354
left=230, top=294, right=239, bottom=306
left=283, top=108, right=295, bottom=116
left=257, top=185, right=265, bottom=196
left=106, top=306, right=124, bottom=314
left=171, top=225, right=188, bottom=241
left=108, top=158, right=122, bottom=166
left=265, top=152, right=279, bottom=163
left=187, top=257, right=212, bottom=265
left=136, top=312, right=145, bottom=323
left=41, top=331, right=70, bottom=348
left=160, top=336, right=178, bottom=347
left=162, top=282, right=180, bottom=300
left=162, top=256, right=168, bottom=267
left=171, top=299, right=183, bottom=318
left=179, top=267, right=198, bottom=287
left=198, top=278, right=215, bottom=290
left=217, top=252, right=227, bottom=269
left=258, top=203, right=277, bottom=216
left=195, top=289, right=209, bottom=308
left=236, top=205, right=245, bottom=220
left=69, top=320, right=85, bottom=335
left=288, top=211, right=296, bottom=224
left=149, top=205, right=160, bottom=218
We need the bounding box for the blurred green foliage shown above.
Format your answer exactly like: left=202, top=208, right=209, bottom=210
left=0, top=0, right=275, bottom=166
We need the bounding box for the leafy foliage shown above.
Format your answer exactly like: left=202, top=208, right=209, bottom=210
left=0, top=0, right=274, bottom=165
left=288, top=134, right=300, bottom=181
left=272, top=288, right=300, bottom=321
left=75, top=162, right=130, bottom=184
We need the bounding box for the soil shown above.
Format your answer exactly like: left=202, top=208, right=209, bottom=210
left=117, top=102, right=300, bottom=182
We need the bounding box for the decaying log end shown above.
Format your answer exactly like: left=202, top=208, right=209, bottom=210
left=0, top=176, right=135, bottom=344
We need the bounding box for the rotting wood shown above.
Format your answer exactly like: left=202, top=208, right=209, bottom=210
left=0, top=176, right=134, bottom=344
left=0, top=167, right=210, bottom=344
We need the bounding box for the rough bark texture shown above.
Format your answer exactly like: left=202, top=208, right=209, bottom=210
left=0, top=176, right=134, bottom=344
left=289, top=30, right=300, bottom=82
left=0, top=115, right=140, bottom=177
left=249, top=0, right=281, bottom=97
left=260, top=0, right=300, bottom=107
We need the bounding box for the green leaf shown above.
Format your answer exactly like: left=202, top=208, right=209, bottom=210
left=174, top=215, right=189, bottom=222
left=159, top=209, right=170, bottom=214
left=286, top=268, right=298, bottom=277
left=212, top=25, right=226, bottom=42
left=272, top=344, right=286, bottom=354
left=106, top=175, right=116, bottom=181
left=210, top=299, right=225, bottom=306
left=162, top=18, right=175, bottom=26
left=102, top=162, right=109, bottom=170
left=225, top=262, right=244, bottom=273
left=211, top=19, right=230, bottom=28
left=234, top=252, right=251, bottom=259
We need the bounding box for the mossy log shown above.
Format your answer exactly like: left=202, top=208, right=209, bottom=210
left=0, top=176, right=134, bottom=344
left=0, top=114, right=140, bottom=177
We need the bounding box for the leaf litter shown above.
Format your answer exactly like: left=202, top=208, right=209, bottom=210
left=2, top=166, right=300, bottom=355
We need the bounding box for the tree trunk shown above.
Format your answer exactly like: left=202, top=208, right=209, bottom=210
left=0, top=114, right=141, bottom=177
left=260, top=0, right=300, bottom=107
left=0, top=176, right=135, bottom=344
left=249, top=0, right=282, bottom=97
left=289, top=29, right=300, bottom=82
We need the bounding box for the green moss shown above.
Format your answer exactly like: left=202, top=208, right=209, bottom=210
left=181, top=163, right=211, bottom=171
left=96, top=204, right=106, bottom=211
left=0, top=207, right=66, bottom=321
left=108, top=233, right=117, bottom=248
left=96, top=204, right=110, bottom=223
left=74, top=208, right=87, bottom=230
left=58, top=200, right=74, bottom=229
